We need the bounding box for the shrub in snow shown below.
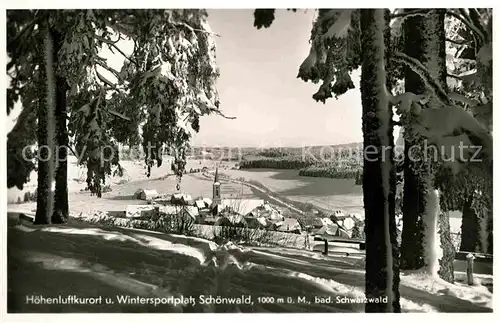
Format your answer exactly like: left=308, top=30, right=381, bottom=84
left=75, top=208, right=306, bottom=250
left=134, top=188, right=159, bottom=200
left=213, top=225, right=255, bottom=245
left=77, top=209, right=196, bottom=236
left=351, top=222, right=365, bottom=240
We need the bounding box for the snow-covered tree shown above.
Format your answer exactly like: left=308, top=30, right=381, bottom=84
left=386, top=9, right=492, bottom=281
left=253, top=6, right=492, bottom=308
left=36, top=25, right=57, bottom=224
left=407, top=8, right=456, bottom=282
left=439, top=9, right=493, bottom=255
left=7, top=11, right=42, bottom=192
left=359, top=9, right=400, bottom=312
left=253, top=8, right=401, bottom=312
left=7, top=9, right=225, bottom=224
left=394, top=9, right=456, bottom=281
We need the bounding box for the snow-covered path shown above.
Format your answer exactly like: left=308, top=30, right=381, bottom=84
left=7, top=214, right=492, bottom=313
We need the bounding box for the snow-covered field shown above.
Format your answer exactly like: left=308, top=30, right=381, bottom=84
left=7, top=213, right=492, bottom=313
left=7, top=156, right=238, bottom=203
left=223, top=168, right=365, bottom=215
left=222, top=168, right=464, bottom=233
left=7, top=157, right=247, bottom=214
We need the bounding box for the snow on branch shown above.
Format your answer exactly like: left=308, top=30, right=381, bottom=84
left=7, top=13, right=44, bottom=71
left=392, top=52, right=451, bottom=107
left=94, top=34, right=138, bottom=66
left=468, top=9, right=490, bottom=40
left=390, top=9, right=433, bottom=19
left=95, top=60, right=123, bottom=83
left=445, top=37, right=470, bottom=46
left=446, top=10, right=486, bottom=44
left=390, top=92, right=429, bottom=115
left=177, top=21, right=221, bottom=37
left=94, top=68, right=116, bottom=89
left=448, top=92, right=480, bottom=106
left=209, top=108, right=236, bottom=120
left=7, top=18, right=37, bottom=50
left=196, top=89, right=235, bottom=119
left=446, top=73, right=463, bottom=80
left=9, top=100, right=36, bottom=135
left=323, top=9, right=353, bottom=39
left=165, top=11, right=220, bottom=37
left=108, top=109, right=131, bottom=121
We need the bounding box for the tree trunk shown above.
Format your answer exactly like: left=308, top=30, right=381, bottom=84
left=400, top=164, right=425, bottom=269
left=400, top=9, right=429, bottom=271
left=428, top=9, right=455, bottom=283
left=401, top=9, right=454, bottom=282
left=487, top=209, right=493, bottom=254
left=360, top=9, right=400, bottom=313
left=477, top=208, right=490, bottom=254
left=52, top=29, right=69, bottom=224
left=34, top=27, right=56, bottom=225
left=460, top=193, right=479, bottom=252
left=438, top=210, right=454, bottom=281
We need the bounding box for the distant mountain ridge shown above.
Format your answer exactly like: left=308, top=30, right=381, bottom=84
left=191, top=142, right=362, bottom=151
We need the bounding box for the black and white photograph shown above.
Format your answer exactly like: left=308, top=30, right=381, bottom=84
left=2, top=3, right=495, bottom=316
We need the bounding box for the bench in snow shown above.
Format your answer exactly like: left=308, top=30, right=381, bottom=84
left=314, top=236, right=366, bottom=250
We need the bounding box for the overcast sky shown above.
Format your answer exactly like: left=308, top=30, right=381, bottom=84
left=196, top=9, right=363, bottom=147
left=7, top=9, right=364, bottom=148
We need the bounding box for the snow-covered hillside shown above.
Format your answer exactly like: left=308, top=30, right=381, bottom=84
left=8, top=213, right=492, bottom=313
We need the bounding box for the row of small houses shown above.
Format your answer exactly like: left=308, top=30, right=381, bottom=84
left=127, top=202, right=354, bottom=236
left=125, top=203, right=302, bottom=233
left=130, top=189, right=368, bottom=237
left=132, top=191, right=302, bottom=233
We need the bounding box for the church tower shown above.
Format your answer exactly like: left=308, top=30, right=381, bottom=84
left=213, top=165, right=221, bottom=204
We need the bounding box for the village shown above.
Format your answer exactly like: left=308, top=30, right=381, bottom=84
left=123, top=165, right=371, bottom=251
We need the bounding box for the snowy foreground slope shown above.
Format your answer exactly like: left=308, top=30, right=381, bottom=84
left=7, top=214, right=492, bottom=313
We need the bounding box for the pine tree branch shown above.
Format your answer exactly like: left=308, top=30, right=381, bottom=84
left=459, top=8, right=472, bottom=21
left=95, top=60, right=123, bottom=83
left=9, top=102, right=35, bottom=135
left=7, top=12, right=40, bottom=50
left=178, top=22, right=221, bottom=37
left=94, top=35, right=138, bottom=66
left=165, top=12, right=220, bottom=37
left=446, top=37, right=470, bottom=45
left=67, top=145, right=78, bottom=158
left=7, top=14, right=42, bottom=71
left=447, top=73, right=463, bottom=80
left=108, top=109, right=131, bottom=121
left=208, top=108, right=236, bottom=119
left=104, top=31, right=122, bottom=44
left=468, top=8, right=490, bottom=42
left=449, top=92, right=480, bottom=106
left=446, top=10, right=485, bottom=44
left=392, top=51, right=451, bottom=107
left=94, top=68, right=117, bottom=89
left=106, top=22, right=134, bottom=39
left=389, top=9, right=432, bottom=19
left=389, top=91, right=429, bottom=114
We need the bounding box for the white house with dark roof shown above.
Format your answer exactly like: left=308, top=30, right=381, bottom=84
left=276, top=218, right=301, bottom=233
left=195, top=199, right=207, bottom=210
left=171, top=193, right=195, bottom=206
left=212, top=198, right=265, bottom=216
left=157, top=205, right=199, bottom=221
left=246, top=203, right=283, bottom=222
